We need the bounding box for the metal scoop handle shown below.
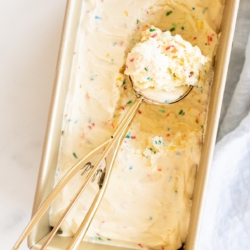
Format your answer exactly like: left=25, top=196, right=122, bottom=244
left=13, top=96, right=143, bottom=250
left=66, top=96, right=143, bottom=250
left=41, top=96, right=143, bottom=249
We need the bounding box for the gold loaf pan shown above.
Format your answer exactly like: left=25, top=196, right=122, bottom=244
left=28, top=0, right=240, bottom=249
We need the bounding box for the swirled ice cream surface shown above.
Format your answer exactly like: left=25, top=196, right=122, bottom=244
left=49, top=0, right=224, bottom=249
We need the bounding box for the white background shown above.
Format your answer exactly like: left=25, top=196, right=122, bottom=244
left=0, top=0, right=249, bottom=249
left=0, top=1, right=66, bottom=249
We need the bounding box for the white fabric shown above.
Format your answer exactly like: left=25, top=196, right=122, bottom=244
left=198, top=21, right=250, bottom=250
left=218, top=39, right=250, bottom=141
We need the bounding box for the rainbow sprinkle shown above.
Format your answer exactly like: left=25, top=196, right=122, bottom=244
left=166, top=11, right=173, bottom=16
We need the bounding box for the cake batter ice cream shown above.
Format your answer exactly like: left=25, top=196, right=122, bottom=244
left=49, top=0, right=224, bottom=249
left=125, top=26, right=209, bottom=103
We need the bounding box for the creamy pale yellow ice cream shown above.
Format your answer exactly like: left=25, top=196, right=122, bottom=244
left=125, top=26, right=208, bottom=103
left=49, top=0, right=224, bottom=249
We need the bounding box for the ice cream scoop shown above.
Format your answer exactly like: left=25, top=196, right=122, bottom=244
left=125, top=26, right=208, bottom=104
left=128, top=76, right=193, bottom=105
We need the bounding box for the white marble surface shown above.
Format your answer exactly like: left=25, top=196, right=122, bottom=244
left=0, top=0, right=249, bottom=250
left=0, top=1, right=66, bottom=249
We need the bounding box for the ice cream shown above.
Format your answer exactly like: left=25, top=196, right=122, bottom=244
left=49, top=1, right=224, bottom=249
left=125, top=26, right=209, bottom=103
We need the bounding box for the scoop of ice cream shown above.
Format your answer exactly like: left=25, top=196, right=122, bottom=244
left=125, top=26, right=208, bottom=103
